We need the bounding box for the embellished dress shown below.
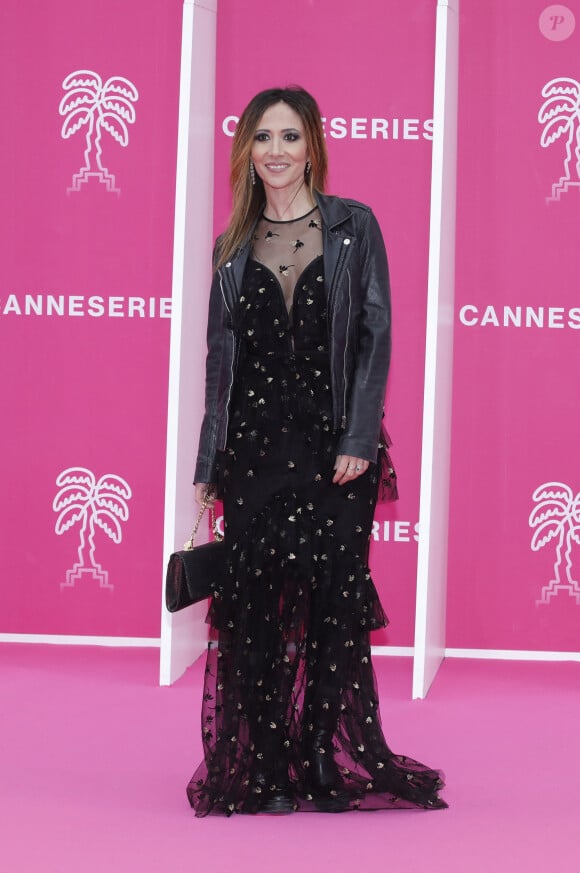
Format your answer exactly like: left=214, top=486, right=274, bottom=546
left=188, top=207, right=446, bottom=815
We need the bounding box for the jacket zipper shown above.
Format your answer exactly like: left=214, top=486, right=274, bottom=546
left=327, top=240, right=350, bottom=429
left=341, top=268, right=352, bottom=429
left=219, top=269, right=235, bottom=450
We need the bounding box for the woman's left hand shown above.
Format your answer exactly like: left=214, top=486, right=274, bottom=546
left=333, top=454, right=370, bottom=485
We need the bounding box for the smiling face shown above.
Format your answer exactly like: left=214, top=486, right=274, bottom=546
left=250, top=101, right=310, bottom=195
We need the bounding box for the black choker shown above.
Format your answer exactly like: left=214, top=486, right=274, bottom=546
left=261, top=205, right=318, bottom=224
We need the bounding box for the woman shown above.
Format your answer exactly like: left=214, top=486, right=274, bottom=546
left=189, top=86, right=446, bottom=815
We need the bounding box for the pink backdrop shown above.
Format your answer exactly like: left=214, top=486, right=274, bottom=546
left=1, top=0, right=434, bottom=644
left=447, top=0, right=580, bottom=650
left=0, top=0, right=181, bottom=637
left=0, top=0, right=436, bottom=645
left=5, top=0, right=574, bottom=655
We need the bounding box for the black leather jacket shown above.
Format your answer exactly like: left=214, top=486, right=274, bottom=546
left=194, top=191, right=391, bottom=484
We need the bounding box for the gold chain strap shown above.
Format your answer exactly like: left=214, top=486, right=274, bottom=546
left=183, top=492, right=224, bottom=550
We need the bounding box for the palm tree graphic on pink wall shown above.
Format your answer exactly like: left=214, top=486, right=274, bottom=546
left=538, top=77, right=580, bottom=203
left=59, top=70, right=139, bottom=194
left=529, top=482, right=580, bottom=606
left=53, top=467, right=132, bottom=590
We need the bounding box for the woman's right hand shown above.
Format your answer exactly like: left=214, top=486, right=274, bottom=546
left=195, top=483, right=216, bottom=506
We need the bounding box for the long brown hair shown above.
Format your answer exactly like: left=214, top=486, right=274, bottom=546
left=215, top=86, right=328, bottom=270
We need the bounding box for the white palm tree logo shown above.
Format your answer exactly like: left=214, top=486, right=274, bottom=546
left=59, top=70, right=139, bottom=194
left=53, top=467, right=132, bottom=590
left=529, top=482, right=580, bottom=605
left=538, top=77, right=580, bottom=202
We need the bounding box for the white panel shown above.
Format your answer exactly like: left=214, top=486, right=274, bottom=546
left=412, top=0, right=459, bottom=699
left=371, top=646, right=415, bottom=657
left=445, top=648, right=580, bottom=662
left=0, top=634, right=160, bottom=647
left=159, top=0, right=217, bottom=685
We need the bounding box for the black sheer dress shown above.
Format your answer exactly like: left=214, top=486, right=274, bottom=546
left=188, top=207, right=446, bottom=815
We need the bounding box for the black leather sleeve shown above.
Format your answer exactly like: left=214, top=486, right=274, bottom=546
left=337, top=209, right=392, bottom=462
left=194, top=266, right=229, bottom=484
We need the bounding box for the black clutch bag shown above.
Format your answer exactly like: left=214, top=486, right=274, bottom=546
left=165, top=496, right=225, bottom=613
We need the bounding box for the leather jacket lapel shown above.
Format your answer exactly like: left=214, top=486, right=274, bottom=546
left=230, top=243, right=250, bottom=300
left=316, top=192, right=354, bottom=301
left=321, top=224, right=343, bottom=303
left=220, top=241, right=250, bottom=323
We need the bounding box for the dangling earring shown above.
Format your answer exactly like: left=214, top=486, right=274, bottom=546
left=249, top=159, right=256, bottom=186
left=305, top=160, right=312, bottom=176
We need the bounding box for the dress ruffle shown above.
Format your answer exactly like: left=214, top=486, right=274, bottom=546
left=187, top=490, right=446, bottom=816
left=209, top=488, right=388, bottom=636
left=378, top=425, right=399, bottom=502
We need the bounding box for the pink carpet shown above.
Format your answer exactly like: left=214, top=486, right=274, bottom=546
left=2, top=644, right=579, bottom=873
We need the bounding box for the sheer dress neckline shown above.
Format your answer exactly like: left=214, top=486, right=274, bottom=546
left=251, top=207, right=323, bottom=315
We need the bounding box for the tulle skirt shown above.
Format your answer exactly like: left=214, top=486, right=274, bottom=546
left=187, top=439, right=446, bottom=815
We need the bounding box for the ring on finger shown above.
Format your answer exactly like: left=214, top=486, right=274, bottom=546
left=355, top=465, right=362, bottom=472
